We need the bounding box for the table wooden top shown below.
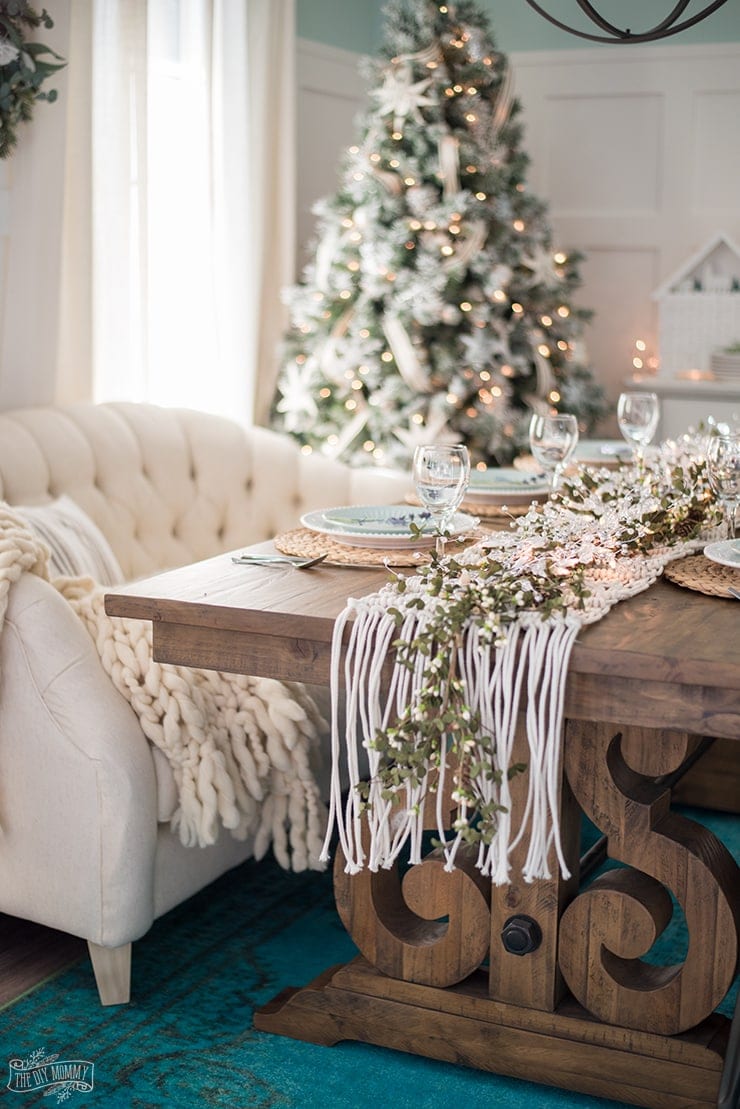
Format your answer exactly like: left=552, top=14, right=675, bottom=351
left=105, top=543, right=740, bottom=740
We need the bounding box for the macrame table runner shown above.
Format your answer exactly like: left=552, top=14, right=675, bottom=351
left=320, top=444, right=722, bottom=888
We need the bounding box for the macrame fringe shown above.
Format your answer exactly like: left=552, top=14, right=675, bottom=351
left=321, top=596, right=579, bottom=885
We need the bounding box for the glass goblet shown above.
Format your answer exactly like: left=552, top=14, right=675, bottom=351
left=412, top=444, right=470, bottom=556
left=705, top=433, right=740, bottom=539
left=617, top=391, right=660, bottom=471
left=528, top=413, right=579, bottom=495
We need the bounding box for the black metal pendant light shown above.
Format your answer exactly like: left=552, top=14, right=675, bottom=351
left=523, top=1, right=730, bottom=44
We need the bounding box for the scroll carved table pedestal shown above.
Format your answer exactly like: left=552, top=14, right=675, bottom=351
left=256, top=719, right=738, bottom=1109
left=105, top=553, right=740, bottom=1109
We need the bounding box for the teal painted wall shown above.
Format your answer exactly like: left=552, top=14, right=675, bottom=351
left=488, top=0, right=740, bottom=50
left=296, top=0, right=383, bottom=53
left=297, top=0, right=740, bottom=54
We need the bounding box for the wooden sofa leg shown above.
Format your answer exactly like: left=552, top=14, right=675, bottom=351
left=87, top=941, right=131, bottom=1005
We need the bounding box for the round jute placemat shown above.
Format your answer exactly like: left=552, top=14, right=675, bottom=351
left=663, top=554, right=739, bottom=598
left=274, top=526, right=485, bottom=568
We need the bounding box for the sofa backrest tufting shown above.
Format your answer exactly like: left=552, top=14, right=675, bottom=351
left=0, top=402, right=410, bottom=581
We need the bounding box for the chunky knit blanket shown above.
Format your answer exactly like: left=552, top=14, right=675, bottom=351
left=322, top=441, right=722, bottom=885
left=0, top=508, right=328, bottom=872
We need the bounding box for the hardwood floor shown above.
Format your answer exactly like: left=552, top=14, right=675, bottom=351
left=0, top=914, right=85, bottom=1009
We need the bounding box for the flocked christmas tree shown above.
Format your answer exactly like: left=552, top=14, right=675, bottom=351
left=271, top=0, right=607, bottom=469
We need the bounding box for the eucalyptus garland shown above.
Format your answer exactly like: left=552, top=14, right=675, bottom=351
left=0, top=2, right=65, bottom=159
left=355, top=437, right=722, bottom=858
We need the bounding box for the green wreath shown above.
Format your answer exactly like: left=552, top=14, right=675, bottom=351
left=0, top=2, right=66, bottom=159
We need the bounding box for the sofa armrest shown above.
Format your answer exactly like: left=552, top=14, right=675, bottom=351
left=0, top=573, right=158, bottom=946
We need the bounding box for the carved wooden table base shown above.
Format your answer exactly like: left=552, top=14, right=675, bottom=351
left=255, top=722, right=740, bottom=1109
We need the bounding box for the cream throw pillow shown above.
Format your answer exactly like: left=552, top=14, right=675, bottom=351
left=15, top=496, right=124, bottom=585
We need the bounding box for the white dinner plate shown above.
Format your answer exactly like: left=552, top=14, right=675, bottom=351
left=574, top=439, right=631, bottom=467
left=464, top=468, right=550, bottom=506
left=300, top=505, right=479, bottom=549
left=703, top=539, right=740, bottom=569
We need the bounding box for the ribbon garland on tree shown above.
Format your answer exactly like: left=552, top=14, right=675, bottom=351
left=383, top=314, right=435, bottom=393
left=437, top=133, right=460, bottom=198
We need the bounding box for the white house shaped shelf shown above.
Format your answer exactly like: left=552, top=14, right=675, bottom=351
left=652, top=232, right=740, bottom=378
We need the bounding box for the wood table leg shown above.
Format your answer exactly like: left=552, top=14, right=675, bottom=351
left=559, top=722, right=740, bottom=1036
left=255, top=722, right=738, bottom=1108
left=331, top=760, right=492, bottom=989
left=488, top=715, right=580, bottom=1012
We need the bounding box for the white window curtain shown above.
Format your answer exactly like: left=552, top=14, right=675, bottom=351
left=90, top=0, right=296, bottom=424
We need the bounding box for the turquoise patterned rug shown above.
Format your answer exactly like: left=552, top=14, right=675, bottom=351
left=0, top=807, right=737, bottom=1109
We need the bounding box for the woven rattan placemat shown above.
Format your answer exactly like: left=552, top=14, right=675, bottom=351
left=274, top=526, right=485, bottom=568
left=663, top=554, right=739, bottom=598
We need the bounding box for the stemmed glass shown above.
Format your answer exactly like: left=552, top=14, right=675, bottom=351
left=412, top=444, right=470, bottom=556
left=617, top=391, right=660, bottom=472
left=528, top=413, right=579, bottom=495
left=705, top=433, right=740, bottom=539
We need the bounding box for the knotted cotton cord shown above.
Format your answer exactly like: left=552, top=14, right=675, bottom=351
left=321, top=514, right=716, bottom=884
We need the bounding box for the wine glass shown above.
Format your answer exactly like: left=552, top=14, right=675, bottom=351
left=705, top=433, right=740, bottom=539
left=528, top=413, right=579, bottom=495
left=617, top=391, right=660, bottom=472
left=412, top=444, right=470, bottom=556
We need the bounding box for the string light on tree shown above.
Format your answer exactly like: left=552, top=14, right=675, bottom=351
left=271, top=0, right=607, bottom=467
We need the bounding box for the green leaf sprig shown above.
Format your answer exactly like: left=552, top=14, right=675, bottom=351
left=361, top=547, right=588, bottom=845
left=0, top=2, right=66, bottom=159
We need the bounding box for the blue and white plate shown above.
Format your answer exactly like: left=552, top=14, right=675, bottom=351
left=300, top=505, right=479, bottom=549
left=465, top=468, right=549, bottom=506
left=703, top=539, right=740, bottom=570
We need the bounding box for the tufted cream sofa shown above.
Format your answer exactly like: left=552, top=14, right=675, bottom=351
left=0, top=401, right=409, bottom=1005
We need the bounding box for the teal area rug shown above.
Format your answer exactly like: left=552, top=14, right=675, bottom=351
left=0, top=807, right=737, bottom=1109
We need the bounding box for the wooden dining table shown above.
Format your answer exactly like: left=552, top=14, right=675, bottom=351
left=105, top=542, right=740, bottom=1109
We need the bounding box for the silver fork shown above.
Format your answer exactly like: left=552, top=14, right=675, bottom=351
left=231, top=553, right=328, bottom=570
left=728, top=586, right=740, bottom=600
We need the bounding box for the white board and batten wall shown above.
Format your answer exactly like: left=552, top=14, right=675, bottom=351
left=296, top=37, right=740, bottom=439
